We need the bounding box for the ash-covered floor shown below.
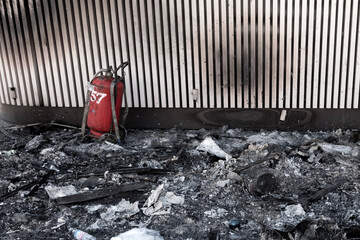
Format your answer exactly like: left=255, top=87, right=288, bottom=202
left=0, top=121, right=360, bottom=240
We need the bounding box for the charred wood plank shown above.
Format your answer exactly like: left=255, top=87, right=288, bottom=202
left=0, top=126, right=16, bottom=139
left=236, top=153, right=280, bottom=173
left=236, top=158, right=271, bottom=173
left=56, top=182, right=150, bottom=205
left=122, top=174, right=158, bottom=182
left=0, top=171, right=54, bottom=201
left=27, top=170, right=55, bottom=196
left=77, top=167, right=171, bottom=178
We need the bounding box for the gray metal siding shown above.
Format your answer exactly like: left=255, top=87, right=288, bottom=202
left=0, top=0, right=360, bottom=109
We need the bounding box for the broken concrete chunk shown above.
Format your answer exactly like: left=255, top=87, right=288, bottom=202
left=111, top=228, right=164, bottom=240
left=25, top=135, right=44, bottom=151
left=196, top=137, right=232, bottom=160
left=45, top=184, right=77, bottom=199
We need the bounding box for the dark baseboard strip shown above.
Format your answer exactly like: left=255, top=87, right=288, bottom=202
left=0, top=104, right=359, bottom=131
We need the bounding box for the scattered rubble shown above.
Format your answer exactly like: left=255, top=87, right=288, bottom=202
left=0, top=122, right=360, bottom=239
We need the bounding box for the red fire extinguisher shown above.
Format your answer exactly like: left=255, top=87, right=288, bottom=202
left=81, top=62, right=129, bottom=144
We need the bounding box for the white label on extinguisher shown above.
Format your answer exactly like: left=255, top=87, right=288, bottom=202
left=90, top=90, right=107, bottom=104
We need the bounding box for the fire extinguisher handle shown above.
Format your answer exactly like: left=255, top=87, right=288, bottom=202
left=115, top=61, right=129, bottom=77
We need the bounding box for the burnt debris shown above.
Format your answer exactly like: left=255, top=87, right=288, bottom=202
left=0, top=122, right=359, bottom=239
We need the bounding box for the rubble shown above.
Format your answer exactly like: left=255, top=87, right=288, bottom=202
left=0, top=122, right=359, bottom=239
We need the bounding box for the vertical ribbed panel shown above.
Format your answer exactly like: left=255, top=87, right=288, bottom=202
left=1, top=0, right=360, bottom=109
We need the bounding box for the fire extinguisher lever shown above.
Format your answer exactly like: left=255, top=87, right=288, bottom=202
left=91, top=66, right=113, bottom=82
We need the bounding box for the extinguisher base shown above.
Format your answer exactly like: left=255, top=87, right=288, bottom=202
left=89, top=129, right=104, bottom=138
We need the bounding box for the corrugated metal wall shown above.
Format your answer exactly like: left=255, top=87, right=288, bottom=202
left=1, top=0, right=360, bottom=109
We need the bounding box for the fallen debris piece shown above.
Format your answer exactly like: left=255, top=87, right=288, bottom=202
left=28, top=170, right=55, bottom=196
left=265, top=204, right=307, bottom=232
left=139, top=159, right=163, bottom=169
left=100, top=199, right=140, bottom=221
left=56, top=182, right=150, bottom=205
left=122, top=174, right=157, bottom=182
left=216, top=179, right=230, bottom=188
left=196, top=137, right=232, bottom=160
left=45, top=184, right=78, bottom=200
left=48, top=122, right=81, bottom=129
left=284, top=204, right=306, bottom=218
left=111, top=228, right=164, bottom=240
left=142, top=185, right=185, bottom=216
left=246, top=171, right=278, bottom=196
left=143, top=184, right=164, bottom=208
left=280, top=109, right=287, bottom=121
left=81, top=176, right=105, bottom=188
left=72, top=228, right=96, bottom=240
left=25, top=135, right=44, bottom=151
left=0, top=171, right=54, bottom=201
left=87, top=200, right=140, bottom=229
left=142, top=184, right=168, bottom=216
left=208, top=229, right=220, bottom=240
left=247, top=131, right=302, bottom=146
left=228, top=219, right=241, bottom=229
left=163, top=191, right=185, bottom=205
left=236, top=155, right=276, bottom=173
left=300, top=176, right=348, bottom=206
left=345, top=225, right=360, bottom=239
left=349, top=130, right=360, bottom=143
left=204, top=208, right=228, bottom=218
left=78, top=167, right=170, bottom=178
left=227, top=171, right=242, bottom=181
left=101, top=141, right=127, bottom=151
left=0, top=126, right=16, bottom=139
left=0, top=149, right=17, bottom=157
left=318, top=142, right=356, bottom=156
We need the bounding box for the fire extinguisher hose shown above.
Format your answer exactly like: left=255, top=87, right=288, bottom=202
left=117, top=62, right=129, bottom=127
left=81, top=68, right=113, bottom=138
left=110, top=79, right=121, bottom=144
